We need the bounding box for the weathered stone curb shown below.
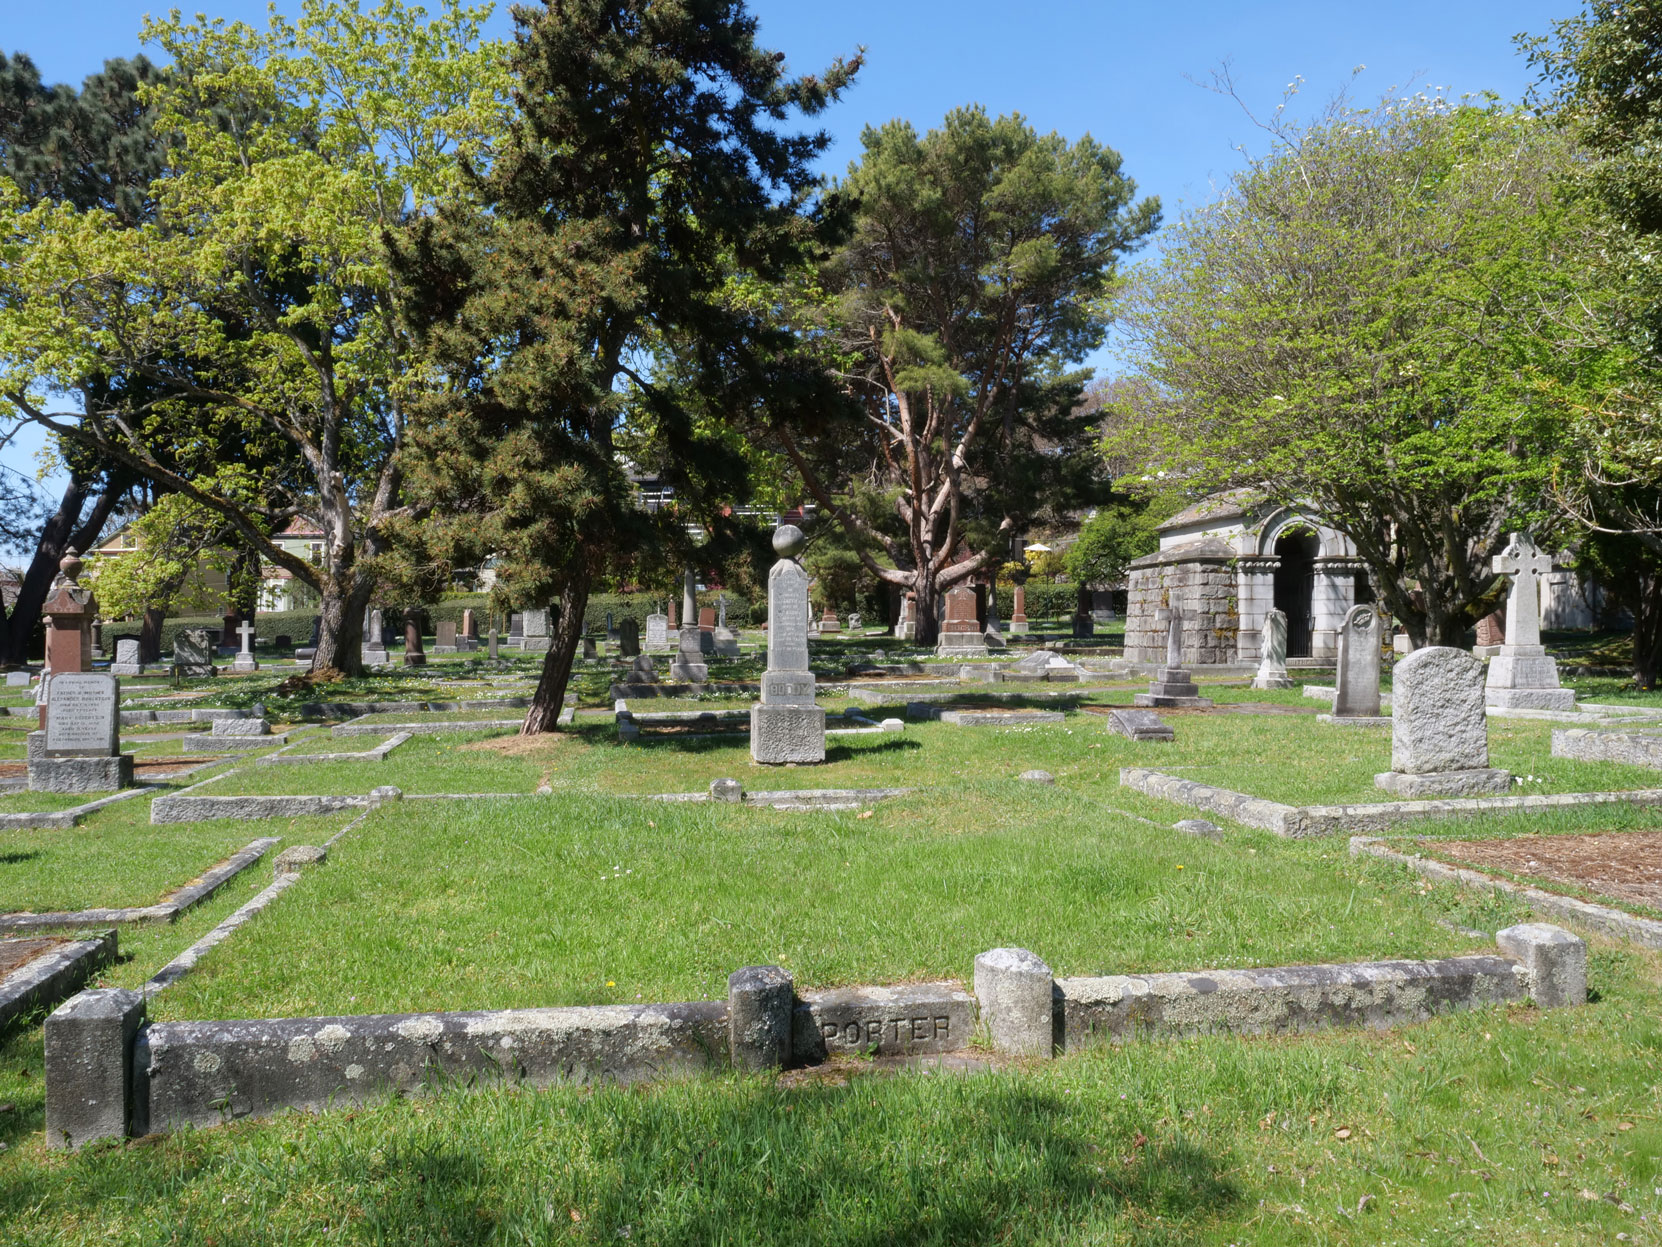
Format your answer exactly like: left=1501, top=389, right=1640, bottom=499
left=644, top=784, right=913, bottom=809
left=289, top=698, right=531, bottom=720
left=1121, top=767, right=1662, bottom=839
left=0, top=930, right=115, bottom=1030
left=44, top=923, right=1584, bottom=1145
left=1552, top=727, right=1662, bottom=769
left=1057, top=954, right=1528, bottom=1048
left=195, top=732, right=292, bottom=753
left=1117, top=768, right=1296, bottom=833
left=0, top=838, right=281, bottom=931
left=258, top=732, right=414, bottom=765
left=331, top=716, right=523, bottom=738
left=143, top=872, right=305, bottom=994
left=132, top=1001, right=731, bottom=1134
left=152, top=790, right=371, bottom=823
left=1351, top=836, right=1662, bottom=949
left=0, top=785, right=155, bottom=831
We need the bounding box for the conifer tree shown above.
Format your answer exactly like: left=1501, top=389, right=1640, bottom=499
left=394, top=0, right=859, bottom=731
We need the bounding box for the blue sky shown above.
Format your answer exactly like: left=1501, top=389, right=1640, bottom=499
left=0, top=0, right=1579, bottom=507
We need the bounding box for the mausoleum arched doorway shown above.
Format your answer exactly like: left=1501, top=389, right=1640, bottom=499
left=1273, top=530, right=1319, bottom=658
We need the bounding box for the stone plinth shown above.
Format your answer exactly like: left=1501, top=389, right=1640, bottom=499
left=28, top=753, right=134, bottom=794
left=1135, top=667, right=1213, bottom=709
left=1373, top=767, right=1512, bottom=798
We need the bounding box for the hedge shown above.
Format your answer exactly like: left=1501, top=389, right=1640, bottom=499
left=104, top=611, right=324, bottom=654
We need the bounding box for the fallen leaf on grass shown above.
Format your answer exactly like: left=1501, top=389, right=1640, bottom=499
left=1334, top=1127, right=1352, bottom=1141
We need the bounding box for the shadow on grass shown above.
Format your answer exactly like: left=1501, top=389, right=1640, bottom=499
left=0, top=850, right=41, bottom=865
left=340, top=1077, right=1242, bottom=1244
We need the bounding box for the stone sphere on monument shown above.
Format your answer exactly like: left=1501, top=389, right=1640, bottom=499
left=772, top=525, right=806, bottom=559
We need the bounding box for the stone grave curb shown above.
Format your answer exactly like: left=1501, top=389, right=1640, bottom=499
left=0, top=929, right=116, bottom=1031
left=258, top=732, right=415, bottom=765
left=1552, top=727, right=1662, bottom=769
left=330, top=716, right=524, bottom=738
left=0, top=837, right=282, bottom=931
left=44, top=925, right=1583, bottom=1147
left=1350, top=836, right=1662, bottom=950
left=142, top=869, right=311, bottom=995
left=645, top=785, right=913, bottom=809
left=0, top=785, right=156, bottom=831
left=150, top=773, right=376, bottom=824
left=1119, top=767, right=1662, bottom=839
left=195, top=732, right=292, bottom=753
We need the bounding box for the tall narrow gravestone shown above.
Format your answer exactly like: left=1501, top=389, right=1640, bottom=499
left=1250, top=608, right=1293, bottom=690
left=752, top=525, right=825, bottom=764
left=617, top=617, right=641, bottom=659
left=1330, top=605, right=1387, bottom=723
left=361, top=608, right=388, bottom=666
left=1375, top=646, right=1511, bottom=797
left=1485, top=533, right=1574, bottom=711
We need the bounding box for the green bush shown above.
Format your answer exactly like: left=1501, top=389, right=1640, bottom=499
left=993, top=582, right=1079, bottom=622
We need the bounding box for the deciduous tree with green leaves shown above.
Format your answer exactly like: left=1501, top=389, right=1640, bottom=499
left=1113, top=90, right=1594, bottom=646
left=0, top=1, right=508, bottom=679
left=774, top=107, right=1158, bottom=644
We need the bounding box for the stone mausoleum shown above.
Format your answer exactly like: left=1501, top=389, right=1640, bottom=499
left=1125, top=489, right=1371, bottom=666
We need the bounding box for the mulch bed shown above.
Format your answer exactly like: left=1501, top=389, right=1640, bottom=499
left=1430, top=830, right=1662, bottom=915
left=0, top=936, right=66, bottom=979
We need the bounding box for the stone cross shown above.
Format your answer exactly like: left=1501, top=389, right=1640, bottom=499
left=1154, top=605, right=1185, bottom=670
left=1493, top=533, right=1552, bottom=651
left=236, top=619, right=256, bottom=657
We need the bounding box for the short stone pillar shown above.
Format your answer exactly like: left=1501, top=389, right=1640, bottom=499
left=461, top=608, right=478, bottom=640
left=974, top=947, right=1054, bottom=1057
left=728, top=965, right=793, bottom=1071
left=709, top=777, right=743, bottom=803
left=1496, top=923, right=1586, bottom=1009
left=273, top=844, right=328, bottom=878
left=362, top=608, right=389, bottom=665
left=41, top=549, right=95, bottom=686
left=45, top=987, right=146, bottom=1148
left=1375, top=646, right=1510, bottom=796
left=751, top=525, right=825, bottom=764
left=895, top=593, right=916, bottom=641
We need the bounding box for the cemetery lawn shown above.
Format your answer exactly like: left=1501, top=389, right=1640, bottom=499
left=0, top=791, right=103, bottom=813
left=0, top=800, right=349, bottom=912
left=146, top=780, right=1492, bottom=1022
left=2, top=940, right=1659, bottom=1245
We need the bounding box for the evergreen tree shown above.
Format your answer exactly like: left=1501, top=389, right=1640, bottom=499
left=393, top=0, right=860, bottom=731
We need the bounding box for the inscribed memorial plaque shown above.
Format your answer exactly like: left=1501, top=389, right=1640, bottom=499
left=44, top=673, right=118, bottom=757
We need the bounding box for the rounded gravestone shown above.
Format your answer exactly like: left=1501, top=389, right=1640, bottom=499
left=772, top=525, right=806, bottom=559
left=1390, top=645, right=1489, bottom=774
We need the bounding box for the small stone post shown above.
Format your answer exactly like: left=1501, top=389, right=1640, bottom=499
left=728, top=965, right=793, bottom=1071
left=45, top=988, right=146, bottom=1148
left=1496, top=923, right=1586, bottom=1009
left=1010, top=582, right=1029, bottom=634
left=974, top=947, right=1054, bottom=1056
left=402, top=609, right=426, bottom=667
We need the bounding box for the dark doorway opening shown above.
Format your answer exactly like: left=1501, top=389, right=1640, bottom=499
left=1273, top=531, right=1319, bottom=658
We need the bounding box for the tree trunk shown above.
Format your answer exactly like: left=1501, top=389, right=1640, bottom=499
left=1632, top=568, right=1662, bottom=691
left=525, top=568, right=591, bottom=733
left=2, top=473, right=123, bottom=666
left=912, top=574, right=940, bottom=646
left=309, top=575, right=371, bottom=678
left=139, top=607, right=166, bottom=664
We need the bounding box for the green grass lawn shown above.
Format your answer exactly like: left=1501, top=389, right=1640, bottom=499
left=9, top=658, right=1662, bottom=1243
left=0, top=795, right=346, bottom=911
left=0, top=791, right=106, bottom=813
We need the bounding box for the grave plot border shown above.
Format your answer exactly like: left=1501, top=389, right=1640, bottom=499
left=44, top=925, right=1583, bottom=1147
left=0, top=785, right=155, bottom=831
left=1120, top=766, right=1662, bottom=839
left=150, top=771, right=379, bottom=824
left=0, top=929, right=115, bottom=1030
left=1552, top=727, right=1662, bottom=769
left=1350, top=835, right=1662, bottom=950
left=0, top=837, right=282, bottom=931
left=646, top=781, right=913, bottom=809
left=908, top=703, right=1065, bottom=726
left=258, top=732, right=414, bottom=765
left=330, top=715, right=524, bottom=738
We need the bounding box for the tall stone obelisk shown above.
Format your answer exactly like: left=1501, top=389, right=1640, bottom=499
left=751, top=525, right=825, bottom=764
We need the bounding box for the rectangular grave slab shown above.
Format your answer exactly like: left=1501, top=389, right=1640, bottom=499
left=211, top=717, right=271, bottom=737
left=791, top=983, right=974, bottom=1062
left=1107, top=708, right=1174, bottom=742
